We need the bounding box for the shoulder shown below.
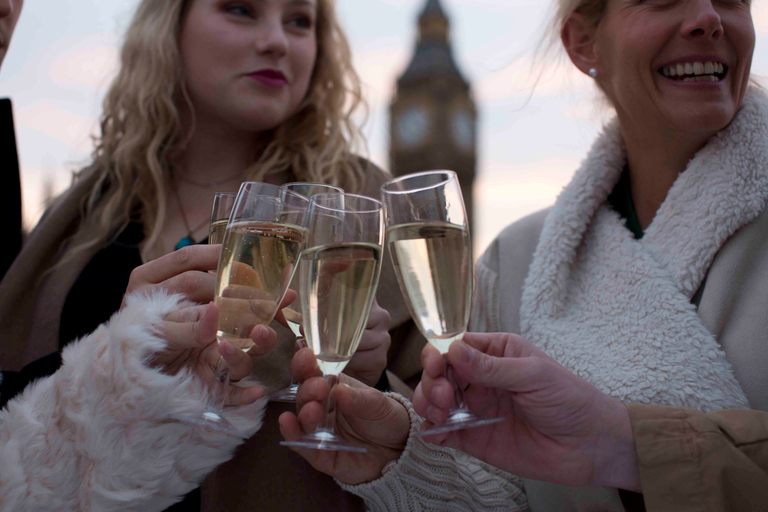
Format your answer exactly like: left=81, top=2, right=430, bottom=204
left=477, top=207, right=551, bottom=275
left=31, top=164, right=103, bottom=232
left=342, top=155, right=390, bottom=197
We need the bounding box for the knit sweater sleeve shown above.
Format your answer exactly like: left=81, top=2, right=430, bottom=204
left=0, top=291, right=266, bottom=512
left=339, top=394, right=529, bottom=511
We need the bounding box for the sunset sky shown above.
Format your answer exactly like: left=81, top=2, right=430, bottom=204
left=2, top=0, right=768, bottom=253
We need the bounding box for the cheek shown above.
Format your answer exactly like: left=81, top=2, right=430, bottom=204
left=294, top=41, right=318, bottom=88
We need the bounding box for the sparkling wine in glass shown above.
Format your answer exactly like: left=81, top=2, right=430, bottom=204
left=280, top=193, right=384, bottom=452
left=270, top=182, right=344, bottom=403
left=215, top=183, right=308, bottom=353
left=381, top=170, right=503, bottom=434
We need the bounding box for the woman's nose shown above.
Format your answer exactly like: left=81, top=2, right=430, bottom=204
left=255, top=20, right=289, bottom=57
left=680, top=0, right=724, bottom=40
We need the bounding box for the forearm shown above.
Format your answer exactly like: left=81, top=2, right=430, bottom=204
left=339, top=394, right=529, bottom=512
left=0, top=292, right=265, bottom=512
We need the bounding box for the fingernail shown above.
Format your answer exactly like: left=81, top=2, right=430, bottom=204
left=460, top=343, right=475, bottom=364
left=222, top=341, right=236, bottom=356
left=427, top=405, right=442, bottom=424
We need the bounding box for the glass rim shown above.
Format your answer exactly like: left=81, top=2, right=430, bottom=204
left=238, top=181, right=309, bottom=206
left=283, top=182, right=345, bottom=198
left=380, top=170, right=457, bottom=196
left=213, top=191, right=237, bottom=198
left=310, top=192, right=383, bottom=214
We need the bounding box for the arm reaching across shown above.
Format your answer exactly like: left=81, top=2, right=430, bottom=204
left=279, top=348, right=528, bottom=512
left=0, top=291, right=270, bottom=512
left=418, top=333, right=768, bottom=511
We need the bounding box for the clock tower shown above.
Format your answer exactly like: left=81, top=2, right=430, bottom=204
left=389, top=0, right=477, bottom=228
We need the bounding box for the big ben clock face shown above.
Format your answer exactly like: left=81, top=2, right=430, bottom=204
left=396, top=106, right=429, bottom=148
left=451, top=110, right=474, bottom=151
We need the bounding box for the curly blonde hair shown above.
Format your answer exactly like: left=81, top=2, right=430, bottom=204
left=75, top=0, right=367, bottom=260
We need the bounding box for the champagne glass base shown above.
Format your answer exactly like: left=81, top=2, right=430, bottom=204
left=171, top=407, right=248, bottom=439
left=420, top=408, right=504, bottom=436
left=269, top=383, right=299, bottom=403
left=281, top=428, right=367, bottom=453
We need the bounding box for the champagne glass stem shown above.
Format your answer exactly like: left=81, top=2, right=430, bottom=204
left=318, top=373, right=339, bottom=433
left=445, top=360, right=467, bottom=412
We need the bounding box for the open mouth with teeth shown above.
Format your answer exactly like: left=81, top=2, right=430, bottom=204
left=659, top=61, right=727, bottom=82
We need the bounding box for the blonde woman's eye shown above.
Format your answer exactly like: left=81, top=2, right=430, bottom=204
left=225, top=3, right=253, bottom=17
left=288, top=14, right=313, bottom=29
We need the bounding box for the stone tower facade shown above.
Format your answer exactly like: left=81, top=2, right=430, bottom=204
left=389, top=0, right=477, bottom=228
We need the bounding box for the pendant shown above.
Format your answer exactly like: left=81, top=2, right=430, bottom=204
left=175, top=236, right=194, bottom=250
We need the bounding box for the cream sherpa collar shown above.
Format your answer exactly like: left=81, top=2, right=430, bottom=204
left=520, top=87, right=768, bottom=411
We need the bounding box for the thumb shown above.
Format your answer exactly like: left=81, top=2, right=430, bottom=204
left=448, top=340, right=532, bottom=393
left=335, top=383, right=394, bottom=423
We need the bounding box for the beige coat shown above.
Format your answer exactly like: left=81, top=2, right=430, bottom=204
left=628, top=403, right=768, bottom=512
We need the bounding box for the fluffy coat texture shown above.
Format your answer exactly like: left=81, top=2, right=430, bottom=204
left=516, top=89, right=768, bottom=412
left=0, top=292, right=266, bottom=512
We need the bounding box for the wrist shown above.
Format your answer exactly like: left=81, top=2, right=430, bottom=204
left=592, top=399, right=642, bottom=492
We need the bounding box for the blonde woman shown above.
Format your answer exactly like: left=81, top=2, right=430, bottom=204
left=0, top=0, right=415, bottom=510
left=283, top=0, right=768, bottom=510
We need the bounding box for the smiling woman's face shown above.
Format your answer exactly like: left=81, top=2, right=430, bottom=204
left=593, top=0, right=755, bottom=140
left=179, top=0, right=318, bottom=134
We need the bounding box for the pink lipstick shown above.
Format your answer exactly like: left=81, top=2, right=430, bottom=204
left=246, top=69, right=288, bottom=87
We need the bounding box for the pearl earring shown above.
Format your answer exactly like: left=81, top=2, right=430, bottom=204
left=588, top=68, right=598, bottom=79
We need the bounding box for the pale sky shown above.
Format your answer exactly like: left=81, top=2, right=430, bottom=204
left=2, top=0, right=768, bottom=254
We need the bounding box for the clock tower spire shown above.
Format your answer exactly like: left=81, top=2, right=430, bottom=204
left=389, top=0, right=477, bottom=229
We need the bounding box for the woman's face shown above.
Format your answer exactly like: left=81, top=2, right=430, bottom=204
left=593, top=0, right=754, bottom=140
left=179, top=0, right=318, bottom=134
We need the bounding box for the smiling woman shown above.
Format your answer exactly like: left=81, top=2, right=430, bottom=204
left=275, top=0, right=768, bottom=511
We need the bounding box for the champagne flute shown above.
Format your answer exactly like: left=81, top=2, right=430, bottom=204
left=280, top=193, right=384, bottom=452
left=270, top=182, right=344, bottom=403
left=208, top=192, right=237, bottom=245
left=380, top=170, right=503, bottom=434
left=176, top=183, right=308, bottom=437
left=216, top=182, right=308, bottom=355
left=169, top=191, right=243, bottom=437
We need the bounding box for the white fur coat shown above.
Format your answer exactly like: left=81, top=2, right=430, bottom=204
left=519, top=88, right=768, bottom=412
left=0, top=292, right=266, bottom=512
